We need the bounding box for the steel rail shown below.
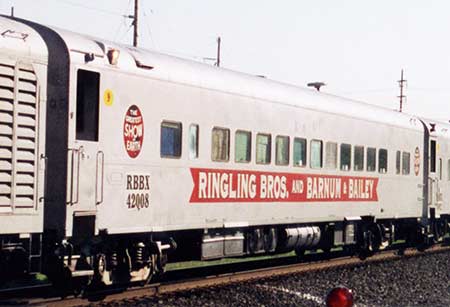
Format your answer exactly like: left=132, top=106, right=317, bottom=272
left=7, top=244, right=450, bottom=307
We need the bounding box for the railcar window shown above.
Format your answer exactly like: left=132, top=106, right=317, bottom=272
left=378, top=149, right=388, bottom=173
left=310, top=140, right=323, bottom=169
left=447, top=159, right=450, bottom=181
left=325, top=142, right=337, bottom=169
left=430, top=140, right=436, bottom=173
left=438, top=158, right=442, bottom=180
left=367, top=147, right=376, bottom=172
left=76, top=69, right=100, bottom=141
left=402, top=152, right=410, bottom=175
left=340, top=144, right=351, bottom=171
left=276, top=136, right=289, bottom=165
left=256, top=134, right=271, bottom=164
left=235, top=130, right=251, bottom=163
left=189, top=124, right=199, bottom=159
left=212, top=127, right=230, bottom=162
left=293, top=138, right=307, bottom=167
left=354, top=146, right=364, bottom=171
left=161, top=121, right=182, bottom=158
left=396, top=151, right=401, bottom=174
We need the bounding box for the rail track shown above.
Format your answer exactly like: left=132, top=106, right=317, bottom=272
left=2, top=244, right=450, bottom=307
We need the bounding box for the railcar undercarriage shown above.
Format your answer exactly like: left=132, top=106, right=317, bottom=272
left=5, top=214, right=443, bottom=294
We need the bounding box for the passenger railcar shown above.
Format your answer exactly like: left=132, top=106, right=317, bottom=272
left=0, top=15, right=449, bottom=289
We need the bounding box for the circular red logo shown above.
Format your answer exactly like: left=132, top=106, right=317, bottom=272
left=123, top=105, right=144, bottom=158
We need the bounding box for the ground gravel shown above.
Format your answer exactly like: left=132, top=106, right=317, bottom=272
left=93, top=251, right=450, bottom=307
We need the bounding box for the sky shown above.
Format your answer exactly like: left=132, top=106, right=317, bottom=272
left=1, top=0, right=450, bottom=121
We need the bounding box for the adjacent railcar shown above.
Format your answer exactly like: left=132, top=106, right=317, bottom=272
left=0, top=17, right=48, bottom=279
left=0, top=15, right=449, bottom=288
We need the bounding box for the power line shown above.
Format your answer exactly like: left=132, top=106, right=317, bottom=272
left=143, top=6, right=157, bottom=49
left=113, top=0, right=134, bottom=43
left=339, top=88, right=397, bottom=95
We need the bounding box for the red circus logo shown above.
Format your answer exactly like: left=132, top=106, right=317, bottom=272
left=123, top=105, right=144, bottom=158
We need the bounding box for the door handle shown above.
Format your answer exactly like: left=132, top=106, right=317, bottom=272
left=66, top=149, right=73, bottom=204
left=96, top=151, right=104, bottom=205
left=72, top=148, right=80, bottom=205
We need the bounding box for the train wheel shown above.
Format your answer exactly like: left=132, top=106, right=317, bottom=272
left=93, top=253, right=111, bottom=285
left=359, top=224, right=381, bottom=259
left=52, top=265, right=73, bottom=298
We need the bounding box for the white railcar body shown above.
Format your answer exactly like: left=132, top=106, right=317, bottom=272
left=50, top=31, right=428, bottom=235
left=0, top=17, right=47, bottom=235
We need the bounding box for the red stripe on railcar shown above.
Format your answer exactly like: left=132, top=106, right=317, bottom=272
left=189, top=168, right=378, bottom=203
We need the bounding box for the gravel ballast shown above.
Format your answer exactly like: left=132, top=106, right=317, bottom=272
left=95, top=251, right=450, bottom=307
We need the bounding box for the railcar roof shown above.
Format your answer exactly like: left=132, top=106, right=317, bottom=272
left=127, top=49, right=424, bottom=132
left=4, top=16, right=425, bottom=132
left=0, top=16, right=47, bottom=61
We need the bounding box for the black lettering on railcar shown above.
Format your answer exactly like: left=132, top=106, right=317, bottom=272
left=126, top=174, right=150, bottom=209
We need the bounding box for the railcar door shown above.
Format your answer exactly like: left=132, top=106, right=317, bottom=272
left=428, top=138, right=442, bottom=211
left=67, top=69, right=103, bottom=216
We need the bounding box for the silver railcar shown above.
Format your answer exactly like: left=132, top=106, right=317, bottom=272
left=0, top=15, right=449, bottom=288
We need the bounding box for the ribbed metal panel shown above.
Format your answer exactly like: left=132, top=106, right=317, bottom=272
left=0, top=112, right=13, bottom=123
left=0, top=123, right=13, bottom=135
left=0, top=61, right=38, bottom=210
left=0, top=99, right=13, bottom=111
left=0, top=76, right=13, bottom=88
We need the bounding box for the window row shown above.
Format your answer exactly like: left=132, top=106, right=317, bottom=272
left=159, top=122, right=412, bottom=175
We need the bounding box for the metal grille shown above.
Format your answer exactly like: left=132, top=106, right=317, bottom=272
left=0, top=60, right=38, bottom=211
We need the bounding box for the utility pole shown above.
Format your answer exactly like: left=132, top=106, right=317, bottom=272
left=398, top=69, right=407, bottom=112
left=216, top=37, right=221, bottom=67
left=10, top=7, right=14, bottom=17
left=133, top=0, right=138, bottom=47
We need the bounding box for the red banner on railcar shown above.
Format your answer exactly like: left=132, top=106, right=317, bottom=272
left=189, top=168, right=378, bottom=203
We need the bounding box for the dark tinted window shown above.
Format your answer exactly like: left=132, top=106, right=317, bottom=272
left=76, top=70, right=100, bottom=141
left=161, top=121, right=182, bottom=157
left=430, top=140, right=436, bottom=173
left=379, top=149, right=388, bottom=173
left=293, top=137, right=307, bottom=167
left=354, top=146, right=364, bottom=171
left=367, top=147, right=376, bottom=172
left=340, top=143, right=351, bottom=171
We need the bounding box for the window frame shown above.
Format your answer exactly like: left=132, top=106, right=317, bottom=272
left=367, top=147, right=376, bottom=172
left=188, top=124, right=199, bottom=160
left=354, top=145, right=364, bottom=171
left=396, top=150, right=401, bottom=175
left=256, top=133, right=272, bottom=165
left=293, top=137, right=307, bottom=167
left=402, top=151, right=410, bottom=175
left=325, top=142, right=337, bottom=169
left=275, top=135, right=290, bottom=166
left=160, top=120, right=183, bottom=158
left=76, top=69, right=100, bottom=142
left=340, top=143, right=352, bottom=171
left=447, top=159, right=450, bottom=181
left=378, top=148, right=388, bottom=174
left=235, top=130, right=252, bottom=163
left=310, top=139, right=323, bottom=169
left=211, top=127, right=230, bottom=162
